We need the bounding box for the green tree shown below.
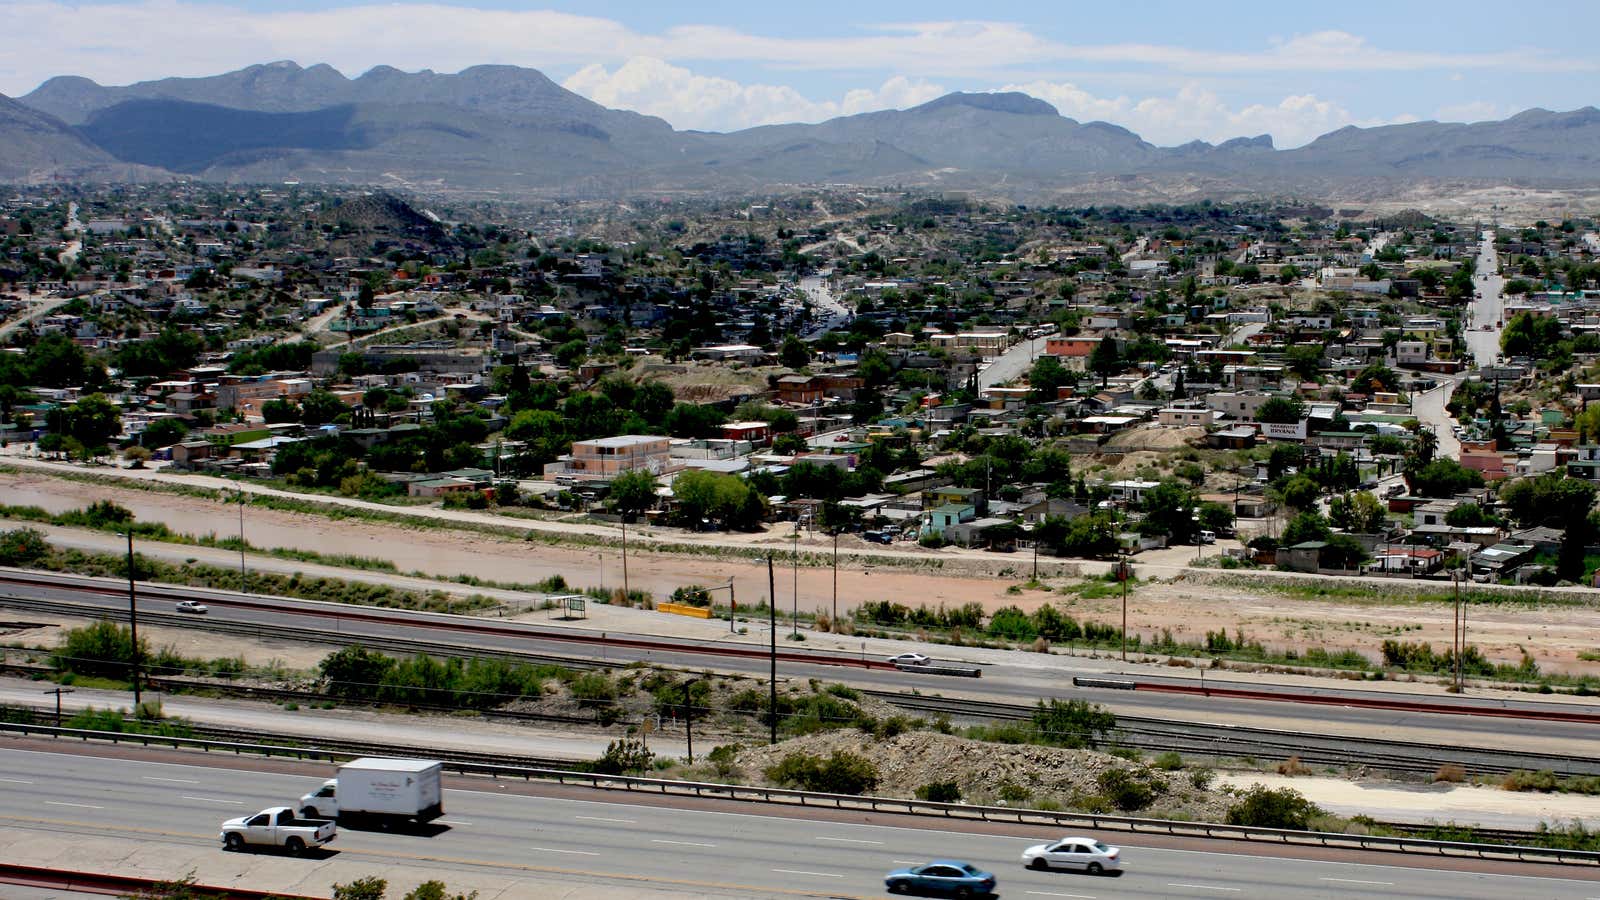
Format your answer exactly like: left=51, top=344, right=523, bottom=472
left=1405, top=459, right=1484, bottom=498
left=298, top=389, right=348, bottom=428
left=608, top=470, right=658, bottom=518
left=1227, top=785, right=1320, bottom=829
left=51, top=393, right=122, bottom=449
left=1282, top=511, right=1332, bottom=545
left=1088, top=338, right=1121, bottom=386
left=664, top=402, right=726, bottom=439
left=1277, top=475, right=1322, bottom=512
left=1027, top=354, right=1077, bottom=402
left=140, top=417, right=190, bottom=448
left=1255, top=395, right=1305, bottom=424
left=779, top=336, right=811, bottom=369
left=1351, top=363, right=1400, bottom=394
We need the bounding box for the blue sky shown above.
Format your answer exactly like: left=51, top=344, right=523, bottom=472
left=1, top=1, right=1593, bottom=147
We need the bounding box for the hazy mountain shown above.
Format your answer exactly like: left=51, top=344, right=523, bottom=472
left=13, top=61, right=1600, bottom=195
left=0, top=91, right=151, bottom=182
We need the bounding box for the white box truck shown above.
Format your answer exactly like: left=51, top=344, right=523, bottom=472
left=298, top=757, right=443, bottom=825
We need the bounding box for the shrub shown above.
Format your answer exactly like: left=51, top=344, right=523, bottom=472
left=1501, top=769, right=1559, bottom=792
left=1434, top=763, right=1466, bottom=784
left=985, top=605, right=1037, bottom=640
left=52, top=621, right=145, bottom=679
left=916, top=781, right=962, bottom=803
left=765, top=750, right=879, bottom=795
left=569, top=672, right=617, bottom=703
left=1097, top=768, right=1157, bottom=811
left=997, top=782, right=1032, bottom=803
left=706, top=743, right=742, bottom=779
left=0, top=527, right=51, bottom=566
left=1276, top=755, right=1310, bottom=776
left=1225, top=784, right=1321, bottom=830
left=1189, top=768, right=1215, bottom=790
left=591, top=737, right=654, bottom=775
left=1153, top=751, right=1184, bottom=771
left=1030, top=698, right=1116, bottom=749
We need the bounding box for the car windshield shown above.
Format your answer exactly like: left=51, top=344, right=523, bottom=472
left=959, top=864, right=982, bottom=875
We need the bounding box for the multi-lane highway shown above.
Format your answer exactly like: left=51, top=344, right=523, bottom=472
left=10, top=569, right=1600, bottom=759
left=2, top=745, right=1597, bottom=899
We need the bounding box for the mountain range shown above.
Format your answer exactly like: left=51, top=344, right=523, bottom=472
left=4, top=60, right=1600, bottom=198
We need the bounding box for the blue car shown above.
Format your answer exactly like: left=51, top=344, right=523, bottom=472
left=885, top=860, right=997, bottom=897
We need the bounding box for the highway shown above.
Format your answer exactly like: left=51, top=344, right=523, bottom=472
left=10, top=570, right=1600, bottom=758
left=2, top=745, right=1597, bottom=899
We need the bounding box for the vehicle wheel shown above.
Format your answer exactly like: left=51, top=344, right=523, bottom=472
left=224, top=833, right=244, bottom=852
left=887, top=882, right=905, bottom=894
left=301, top=807, right=319, bottom=819
left=1029, top=858, right=1049, bottom=870
left=955, top=888, right=973, bottom=899
left=1086, top=862, right=1103, bottom=876
left=285, top=837, right=305, bottom=856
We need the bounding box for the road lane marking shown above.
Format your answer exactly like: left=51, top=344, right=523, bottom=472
left=1026, top=892, right=1096, bottom=899
left=436, top=819, right=472, bottom=826
left=0, top=777, right=34, bottom=784
left=575, top=815, right=635, bottom=824
left=1167, top=885, right=1240, bottom=892
left=1320, top=878, right=1393, bottom=886
left=816, top=836, right=883, bottom=844
left=45, top=801, right=103, bottom=809
left=771, top=869, right=841, bottom=878
left=892, top=859, right=922, bottom=864
left=529, top=847, right=599, bottom=856
left=652, top=839, right=716, bottom=847
left=182, top=796, right=243, bottom=805
left=143, top=776, right=199, bottom=784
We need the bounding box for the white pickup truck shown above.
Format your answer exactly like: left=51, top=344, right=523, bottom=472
left=220, top=806, right=336, bottom=854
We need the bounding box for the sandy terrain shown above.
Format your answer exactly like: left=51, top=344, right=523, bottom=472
left=7, top=468, right=1600, bottom=679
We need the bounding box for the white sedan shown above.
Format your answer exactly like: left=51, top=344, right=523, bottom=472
left=1021, top=836, right=1122, bottom=875
left=887, top=652, right=931, bottom=667
left=175, top=600, right=209, bottom=614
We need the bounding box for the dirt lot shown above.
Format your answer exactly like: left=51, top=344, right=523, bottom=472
left=7, top=469, right=1600, bottom=679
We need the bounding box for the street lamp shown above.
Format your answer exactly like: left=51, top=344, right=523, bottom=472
left=119, top=531, right=141, bottom=706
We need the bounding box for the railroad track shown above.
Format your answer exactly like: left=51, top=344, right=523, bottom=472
left=10, top=592, right=1597, bottom=780
left=865, top=690, right=1600, bottom=778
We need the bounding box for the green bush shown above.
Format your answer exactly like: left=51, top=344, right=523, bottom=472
left=1225, top=784, right=1321, bottom=830
left=52, top=621, right=145, bottom=680
left=1153, top=751, right=1184, bottom=771
left=591, top=737, right=654, bottom=774
left=706, top=743, right=742, bottom=778
left=765, top=750, right=879, bottom=795
left=0, top=527, right=50, bottom=566
left=1096, top=768, right=1157, bottom=811
left=1030, top=698, right=1116, bottom=749
left=915, top=780, right=962, bottom=803
left=986, top=605, right=1038, bottom=640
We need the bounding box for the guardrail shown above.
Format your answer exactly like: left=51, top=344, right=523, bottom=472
left=896, top=662, right=982, bottom=678
left=0, top=863, right=324, bottom=900
left=6, top=720, right=1600, bottom=867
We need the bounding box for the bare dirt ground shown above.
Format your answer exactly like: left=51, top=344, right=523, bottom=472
left=7, top=469, right=1600, bottom=679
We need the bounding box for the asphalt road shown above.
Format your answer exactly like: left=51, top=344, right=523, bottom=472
left=2, top=747, right=1596, bottom=899
left=10, top=571, right=1600, bottom=758
left=1466, top=231, right=1505, bottom=368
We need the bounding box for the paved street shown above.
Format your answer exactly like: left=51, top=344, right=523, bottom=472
left=2, top=747, right=1596, bottom=899
left=1465, top=230, right=1505, bottom=367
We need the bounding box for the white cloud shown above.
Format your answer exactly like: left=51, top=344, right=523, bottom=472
left=1003, top=80, right=1410, bottom=148
left=563, top=58, right=944, bottom=131
left=0, top=4, right=1592, bottom=99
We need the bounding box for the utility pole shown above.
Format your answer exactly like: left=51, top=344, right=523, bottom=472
left=767, top=555, right=777, bottom=745
left=237, top=488, right=247, bottom=585
left=1119, top=547, right=1129, bottom=663
left=621, top=516, right=629, bottom=601
left=831, top=529, right=839, bottom=630
left=123, top=532, right=141, bottom=707
left=44, top=686, right=73, bottom=726
left=791, top=526, right=800, bottom=639
left=1452, top=567, right=1462, bottom=693
left=683, top=677, right=697, bottom=764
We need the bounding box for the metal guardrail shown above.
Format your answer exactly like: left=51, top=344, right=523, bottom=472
left=896, top=662, right=982, bottom=678
left=5, top=721, right=1600, bottom=867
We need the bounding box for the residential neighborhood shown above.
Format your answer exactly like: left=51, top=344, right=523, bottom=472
left=5, top=186, right=1600, bottom=588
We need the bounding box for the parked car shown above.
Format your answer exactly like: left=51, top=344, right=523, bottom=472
left=885, top=860, right=996, bottom=896
left=220, top=807, right=335, bottom=854
left=175, top=600, right=208, bottom=614
left=888, top=652, right=931, bottom=667
left=1020, top=836, right=1123, bottom=875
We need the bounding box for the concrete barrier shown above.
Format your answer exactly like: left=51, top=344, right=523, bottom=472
left=657, top=602, right=713, bottom=619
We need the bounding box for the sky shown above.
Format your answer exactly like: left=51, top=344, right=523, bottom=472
left=1, top=0, right=1594, bottom=148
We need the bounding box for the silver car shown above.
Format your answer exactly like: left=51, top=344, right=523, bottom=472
left=1020, top=836, right=1122, bottom=875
